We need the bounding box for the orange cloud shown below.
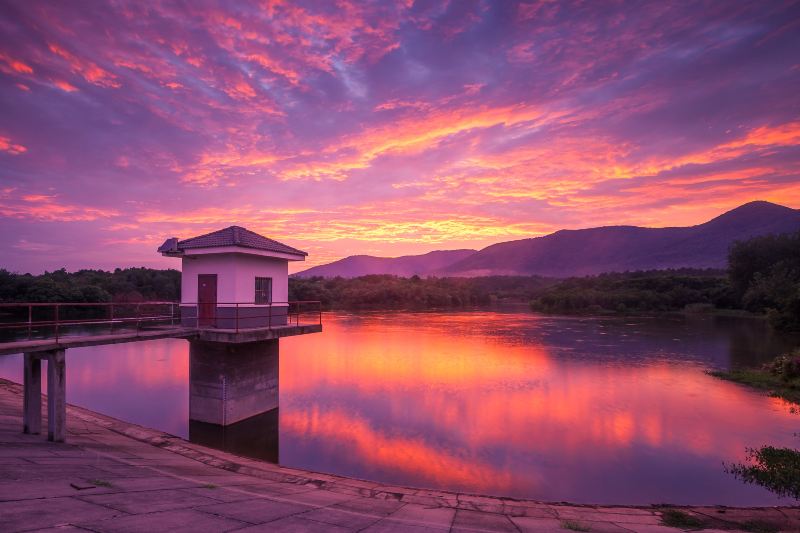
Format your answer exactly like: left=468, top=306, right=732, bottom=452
left=0, top=136, right=27, bottom=155
left=0, top=52, right=34, bottom=74
left=53, top=79, right=78, bottom=92
left=0, top=191, right=118, bottom=221
left=48, top=43, right=121, bottom=88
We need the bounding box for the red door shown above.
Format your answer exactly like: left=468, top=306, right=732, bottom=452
left=197, top=274, right=217, bottom=327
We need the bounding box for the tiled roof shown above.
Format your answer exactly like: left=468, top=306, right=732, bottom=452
left=159, top=226, right=307, bottom=256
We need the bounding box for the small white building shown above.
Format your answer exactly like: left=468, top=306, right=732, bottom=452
left=158, top=226, right=307, bottom=328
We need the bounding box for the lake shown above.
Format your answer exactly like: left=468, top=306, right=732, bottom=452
left=1, top=310, right=797, bottom=506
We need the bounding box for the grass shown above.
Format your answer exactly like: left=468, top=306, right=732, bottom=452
left=741, top=520, right=780, bottom=533
left=708, top=368, right=800, bottom=406
left=90, top=479, right=113, bottom=488
left=660, top=509, right=706, bottom=529
left=560, top=519, right=591, bottom=531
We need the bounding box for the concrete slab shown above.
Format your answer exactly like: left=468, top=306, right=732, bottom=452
left=234, top=515, right=350, bottom=532
left=452, top=509, right=518, bottom=532
left=0, top=479, right=112, bottom=501
left=179, top=486, right=261, bottom=503
left=78, top=488, right=220, bottom=514
left=277, top=487, right=357, bottom=507
left=509, top=516, right=565, bottom=533
left=78, top=508, right=248, bottom=532
left=387, top=502, right=456, bottom=528
left=0, top=496, right=124, bottom=532
left=332, top=497, right=405, bottom=517
left=361, top=518, right=449, bottom=532
left=196, top=497, right=311, bottom=524
left=299, top=507, right=383, bottom=530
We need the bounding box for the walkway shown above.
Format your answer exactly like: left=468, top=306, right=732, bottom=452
left=0, top=379, right=797, bottom=532
left=0, top=324, right=323, bottom=356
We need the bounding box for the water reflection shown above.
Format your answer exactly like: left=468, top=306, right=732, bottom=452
left=190, top=409, right=279, bottom=463
left=0, top=311, right=796, bottom=505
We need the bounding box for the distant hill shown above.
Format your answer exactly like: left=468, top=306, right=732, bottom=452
left=440, top=201, right=800, bottom=277
left=293, top=249, right=477, bottom=278
left=295, top=201, right=800, bottom=279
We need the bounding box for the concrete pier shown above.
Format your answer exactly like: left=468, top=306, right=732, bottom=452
left=189, top=339, right=279, bottom=426
left=22, top=353, right=41, bottom=435
left=23, top=349, right=66, bottom=442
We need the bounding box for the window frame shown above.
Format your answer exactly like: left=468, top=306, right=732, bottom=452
left=254, top=276, right=272, bottom=305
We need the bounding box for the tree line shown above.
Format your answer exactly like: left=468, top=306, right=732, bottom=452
left=288, top=274, right=554, bottom=309
left=0, top=267, right=180, bottom=303
left=530, top=230, right=800, bottom=331
left=1, top=230, right=797, bottom=331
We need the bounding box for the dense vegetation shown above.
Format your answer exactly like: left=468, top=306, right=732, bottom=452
left=728, top=230, right=800, bottom=331
left=529, top=269, right=734, bottom=315
left=288, top=274, right=554, bottom=309
left=0, top=268, right=180, bottom=303
left=528, top=230, right=800, bottom=331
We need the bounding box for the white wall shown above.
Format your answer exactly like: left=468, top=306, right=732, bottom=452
left=180, top=253, right=288, bottom=305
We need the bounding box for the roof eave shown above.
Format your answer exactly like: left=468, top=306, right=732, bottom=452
left=180, top=245, right=306, bottom=261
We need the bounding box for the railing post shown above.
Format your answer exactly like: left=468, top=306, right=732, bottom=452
left=268, top=302, right=272, bottom=330
left=27, top=304, right=32, bottom=339
left=235, top=303, right=239, bottom=333
left=54, top=304, right=59, bottom=342
left=319, top=302, right=322, bottom=325
left=109, top=303, right=114, bottom=334
left=136, top=303, right=141, bottom=333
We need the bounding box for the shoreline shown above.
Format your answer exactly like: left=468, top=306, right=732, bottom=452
left=1, top=378, right=799, bottom=532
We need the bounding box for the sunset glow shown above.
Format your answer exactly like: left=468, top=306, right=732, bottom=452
left=1, top=1, right=799, bottom=272
left=1, top=311, right=792, bottom=504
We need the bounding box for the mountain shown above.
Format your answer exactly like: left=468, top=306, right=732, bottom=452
left=294, top=249, right=477, bottom=278
left=439, top=201, right=800, bottom=277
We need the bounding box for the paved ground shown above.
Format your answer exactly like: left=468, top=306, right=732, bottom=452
left=0, top=379, right=798, bottom=532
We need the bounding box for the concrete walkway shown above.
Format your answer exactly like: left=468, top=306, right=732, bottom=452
left=0, top=379, right=797, bottom=532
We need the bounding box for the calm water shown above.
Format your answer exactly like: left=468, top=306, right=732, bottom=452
left=1, top=311, right=798, bottom=505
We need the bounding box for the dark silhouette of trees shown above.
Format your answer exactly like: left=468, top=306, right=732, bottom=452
left=0, top=267, right=180, bottom=303
left=728, top=230, right=800, bottom=331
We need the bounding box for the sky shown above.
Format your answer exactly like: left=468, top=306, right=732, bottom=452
left=1, top=0, right=799, bottom=274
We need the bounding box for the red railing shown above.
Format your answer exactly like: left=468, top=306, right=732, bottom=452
left=0, top=301, right=322, bottom=342
left=191, top=301, right=323, bottom=333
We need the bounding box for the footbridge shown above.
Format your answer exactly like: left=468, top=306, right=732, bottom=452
left=0, top=301, right=322, bottom=442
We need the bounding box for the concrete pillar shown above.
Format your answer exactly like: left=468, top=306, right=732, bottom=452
left=189, top=339, right=279, bottom=426
left=23, top=353, right=42, bottom=434
left=46, top=349, right=66, bottom=442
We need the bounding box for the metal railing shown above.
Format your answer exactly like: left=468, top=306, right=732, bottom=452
left=0, top=301, right=322, bottom=342
left=191, top=301, right=323, bottom=333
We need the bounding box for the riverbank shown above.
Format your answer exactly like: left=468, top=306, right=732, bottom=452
left=710, top=351, right=800, bottom=407
left=1, top=378, right=798, bottom=532
left=710, top=369, right=800, bottom=406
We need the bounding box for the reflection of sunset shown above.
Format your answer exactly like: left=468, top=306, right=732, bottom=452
left=69, top=339, right=188, bottom=390
left=0, top=311, right=795, bottom=504
left=282, top=408, right=525, bottom=493
left=280, top=313, right=799, bottom=503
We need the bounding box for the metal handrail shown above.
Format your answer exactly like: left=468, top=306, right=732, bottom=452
left=0, top=300, right=322, bottom=341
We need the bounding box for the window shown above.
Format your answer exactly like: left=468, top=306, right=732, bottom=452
left=255, top=277, right=272, bottom=304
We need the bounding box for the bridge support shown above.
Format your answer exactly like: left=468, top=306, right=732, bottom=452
left=189, top=339, right=279, bottom=426
left=23, top=349, right=66, bottom=442
left=23, top=354, right=41, bottom=435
